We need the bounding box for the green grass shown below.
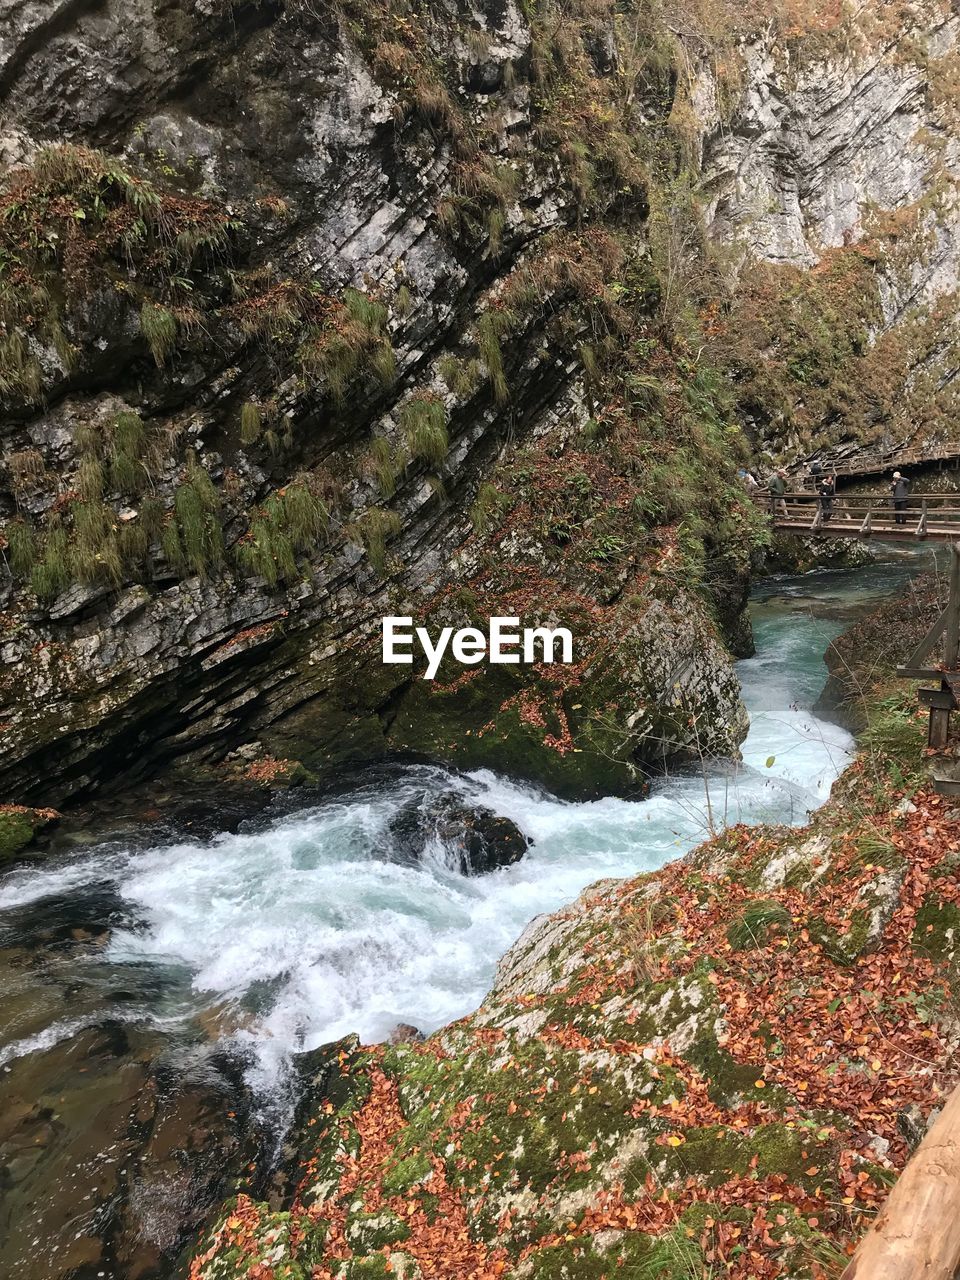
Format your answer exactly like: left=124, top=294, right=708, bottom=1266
left=281, top=482, right=328, bottom=549
left=240, top=402, right=262, bottom=445
left=109, top=411, right=147, bottom=492
left=171, top=461, right=223, bottom=576
left=140, top=302, right=177, bottom=366
left=438, top=354, right=484, bottom=398
left=236, top=512, right=297, bottom=587
left=478, top=311, right=510, bottom=404
left=234, top=481, right=327, bottom=586
left=470, top=482, right=509, bottom=535
left=77, top=455, right=104, bottom=502
left=30, top=527, right=70, bottom=600
left=366, top=437, right=406, bottom=498
left=727, top=900, right=792, bottom=951
left=400, top=394, right=448, bottom=466
left=5, top=521, right=37, bottom=575
left=358, top=508, right=403, bottom=576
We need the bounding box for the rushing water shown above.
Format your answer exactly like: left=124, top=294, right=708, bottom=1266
left=4, top=562, right=921, bottom=1095
left=0, top=552, right=941, bottom=1275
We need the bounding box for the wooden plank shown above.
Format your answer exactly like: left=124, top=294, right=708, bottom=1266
left=934, top=777, right=960, bottom=797
left=903, top=606, right=949, bottom=669
left=919, top=688, right=958, bottom=710
left=947, top=544, right=960, bottom=670
left=929, top=707, right=952, bottom=750
left=841, top=1081, right=960, bottom=1280
left=896, top=667, right=947, bottom=681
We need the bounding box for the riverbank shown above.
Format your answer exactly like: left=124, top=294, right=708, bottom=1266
left=190, top=568, right=959, bottom=1280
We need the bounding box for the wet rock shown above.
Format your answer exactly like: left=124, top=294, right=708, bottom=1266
left=389, top=1023, right=425, bottom=1045
left=387, top=793, right=531, bottom=875
left=0, top=1007, right=257, bottom=1280
left=0, top=806, right=58, bottom=865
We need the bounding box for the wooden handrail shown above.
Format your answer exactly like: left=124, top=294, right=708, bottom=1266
left=792, top=441, right=960, bottom=481
left=841, top=1083, right=960, bottom=1280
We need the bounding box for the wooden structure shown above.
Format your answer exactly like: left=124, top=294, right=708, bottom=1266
left=771, top=491, right=960, bottom=541
left=768, top=491, right=960, bottom=795
left=841, top=1082, right=960, bottom=1280
left=895, top=540, right=960, bottom=796
left=792, top=439, right=960, bottom=486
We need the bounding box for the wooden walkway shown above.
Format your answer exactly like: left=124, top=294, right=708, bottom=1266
left=793, top=439, right=960, bottom=485
left=769, top=491, right=960, bottom=794
left=772, top=492, right=960, bottom=542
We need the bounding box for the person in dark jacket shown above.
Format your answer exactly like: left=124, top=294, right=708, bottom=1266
left=890, top=471, right=910, bottom=524
left=817, top=473, right=835, bottom=523
left=768, top=469, right=787, bottom=516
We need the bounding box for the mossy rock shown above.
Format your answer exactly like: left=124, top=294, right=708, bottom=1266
left=0, top=806, right=56, bottom=863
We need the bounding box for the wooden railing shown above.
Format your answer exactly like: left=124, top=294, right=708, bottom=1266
left=769, top=491, right=960, bottom=541
left=791, top=440, right=960, bottom=486
left=841, top=1080, right=960, bottom=1279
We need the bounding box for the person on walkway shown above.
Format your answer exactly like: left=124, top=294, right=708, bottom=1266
left=768, top=469, right=787, bottom=516
left=890, top=470, right=911, bottom=524
left=817, top=473, right=835, bottom=523
left=809, top=459, right=823, bottom=487
left=738, top=467, right=760, bottom=492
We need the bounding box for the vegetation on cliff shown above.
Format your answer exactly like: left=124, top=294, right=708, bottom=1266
left=0, top=0, right=783, bottom=802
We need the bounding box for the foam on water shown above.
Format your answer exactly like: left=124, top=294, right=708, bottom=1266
left=0, top=580, right=864, bottom=1103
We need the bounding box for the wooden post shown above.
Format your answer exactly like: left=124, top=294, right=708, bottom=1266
left=930, top=546, right=960, bottom=748
left=946, top=544, right=960, bottom=670
left=916, top=500, right=928, bottom=539
left=842, top=1084, right=960, bottom=1280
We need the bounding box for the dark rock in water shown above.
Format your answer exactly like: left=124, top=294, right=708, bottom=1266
left=387, top=793, right=531, bottom=875
left=0, top=1016, right=256, bottom=1280
left=389, top=1023, right=425, bottom=1045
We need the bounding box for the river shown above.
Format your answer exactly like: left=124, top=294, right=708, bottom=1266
left=0, top=550, right=940, bottom=1278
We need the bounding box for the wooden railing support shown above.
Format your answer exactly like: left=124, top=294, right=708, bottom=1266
left=896, top=543, right=960, bottom=783
left=946, top=544, right=960, bottom=670
left=842, top=1083, right=960, bottom=1280
left=916, top=499, right=928, bottom=538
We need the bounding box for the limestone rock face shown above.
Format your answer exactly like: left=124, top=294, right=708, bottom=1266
left=0, top=0, right=762, bottom=807
left=699, top=4, right=960, bottom=457
left=704, top=27, right=956, bottom=274
left=4, top=0, right=958, bottom=806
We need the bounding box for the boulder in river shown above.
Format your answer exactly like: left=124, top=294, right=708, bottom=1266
left=387, top=793, right=531, bottom=875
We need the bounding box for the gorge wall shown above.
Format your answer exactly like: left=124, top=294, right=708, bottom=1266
left=1, top=0, right=959, bottom=811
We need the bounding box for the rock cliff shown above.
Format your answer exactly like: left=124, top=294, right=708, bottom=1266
left=3, top=1, right=960, bottom=808
left=0, top=0, right=768, bottom=808
left=701, top=0, right=960, bottom=458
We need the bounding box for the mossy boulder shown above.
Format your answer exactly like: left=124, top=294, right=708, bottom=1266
left=0, top=805, right=57, bottom=863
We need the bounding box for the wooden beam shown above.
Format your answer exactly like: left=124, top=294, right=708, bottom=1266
left=902, top=606, right=949, bottom=670
left=842, top=1082, right=960, bottom=1280
left=897, top=666, right=948, bottom=682
left=918, top=688, right=958, bottom=710
left=934, top=777, right=960, bottom=796
left=929, top=707, right=952, bottom=750
left=946, top=544, right=960, bottom=670
left=915, top=500, right=928, bottom=538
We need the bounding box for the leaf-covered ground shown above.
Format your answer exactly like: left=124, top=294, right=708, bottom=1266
left=190, top=705, right=960, bottom=1280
